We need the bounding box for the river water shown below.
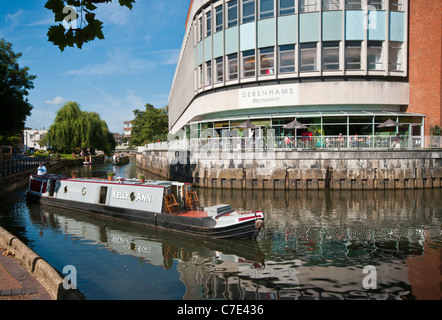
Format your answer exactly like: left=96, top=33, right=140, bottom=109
left=0, top=160, right=441, bottom=300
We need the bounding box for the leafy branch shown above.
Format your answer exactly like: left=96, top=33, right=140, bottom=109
left=45, top=0, right=135, bottom=52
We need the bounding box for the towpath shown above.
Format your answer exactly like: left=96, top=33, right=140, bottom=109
left=0, top=248, right=53, bottom=300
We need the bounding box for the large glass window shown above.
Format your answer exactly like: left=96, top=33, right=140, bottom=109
left=242, top=0, right=256, bottom=24
left=205, top=61, right=212, bottom=86
left=279, top=44, right=295, bottom=73
left=227, top=0, right=238, bottom=27
left=216, top=57, right=224, bottom=83
left=389, top=41, right=402, bottom=71
left=242, top=49, right=256, bottom=78
left=322, top=41, right=340, bottom=70
left=227, top=53, right=238, bottom=80
left=260, top=0, right=274, bottom=19
left=215, top=5, right=223, bottom=32
left=389, top=0, right=403, bottom=12
left=300, top=0, right=318, bottom=13
left=300, top=43, right=317, bottom=72
left=205, top=11, right=212, bottom=37
left=279, top=0, right=295, bottom=15
left=345, top=41, right=362, bottom=70
left=345, top=0, right=361, bottom=10
left=322, top=0, right=340, bottom=11
left=368, top=41, right=383, bottom=70
left=259, top=47, right=275, bottom=75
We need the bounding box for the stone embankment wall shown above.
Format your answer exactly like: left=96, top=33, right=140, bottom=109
left=137, top=150, right=442, bottom=190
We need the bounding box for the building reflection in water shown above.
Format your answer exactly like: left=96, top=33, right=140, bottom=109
left=23, top=185, right=442, bottom=300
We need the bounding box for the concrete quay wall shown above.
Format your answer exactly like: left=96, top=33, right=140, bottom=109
left=137, top=150, right=442, bottom=190
left=0, top=226, right=86, bottom=299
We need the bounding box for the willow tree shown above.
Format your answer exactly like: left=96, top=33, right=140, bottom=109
left=48, top=101, right=115, bottom=154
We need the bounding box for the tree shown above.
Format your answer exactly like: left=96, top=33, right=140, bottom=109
left=45, top=0, right=135, bottom=52
left=48, top=101, right=116, bottom=154
left=430, top=125, right=442, bottom=136
left=0, top=39, right=37, bottom=145
left=129, top=104, right=168, bottom=147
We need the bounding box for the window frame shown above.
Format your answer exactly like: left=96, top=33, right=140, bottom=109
left=205, top=60, right=212, bottom=86
left=389, top=0, right=404, bottom=12
left=227, top=53, right=239, bottom=80
left=345, top=0, right=362, bottom=10
left=300, top=42, right=318, bottom=72
left=367, top=0, right=383, bottom=10
left=242, top=49, right=256, bottom=78
left=367, top=41, right=383, bottom=70
left=242, top=0, right=256, bottom=24
left=322, top=0, right=341, bottom=11
left=322, top=41, right=340, bottom=71
left=279, top=0, right=296, bottom=16
left=227, top=0, right=238, bottom=28
left=345, top=41, right=362, bottom=70
left=300, top=0, right=319, bottom=13
left=279, top=44, right=296, bottom=74
left=215, top=5, right=224, bottom=32
left=259, top=47, right=275, bottom=75
left=260, top=0, right=275, bottom=20
left=388, top=41, right=403, bottom=72
left=205, top=10, right=212, bottom=38
left=215, top=57, right=224, bottom=83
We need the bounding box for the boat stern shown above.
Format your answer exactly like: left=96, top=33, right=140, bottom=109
left=213, top=208, right=264, bottom=239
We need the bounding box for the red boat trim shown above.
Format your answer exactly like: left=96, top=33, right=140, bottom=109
left=238, top=216, right=255, bottom=222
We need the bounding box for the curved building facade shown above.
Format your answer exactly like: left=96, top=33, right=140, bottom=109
left=169, top=0, right=431, bottom=138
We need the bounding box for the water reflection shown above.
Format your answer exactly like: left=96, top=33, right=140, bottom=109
left=0, top=160, right=440, bottom=300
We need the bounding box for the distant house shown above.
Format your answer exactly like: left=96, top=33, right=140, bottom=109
left=23, top=129, right=49, bottom=152
left=114, top=132, right=124, bottom=146
left=124, top=121, right=133, bottom=140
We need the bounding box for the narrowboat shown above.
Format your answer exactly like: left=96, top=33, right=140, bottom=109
left=112, top=155, right=130, bottom=165
left=26, top=174, right=264, bottom=239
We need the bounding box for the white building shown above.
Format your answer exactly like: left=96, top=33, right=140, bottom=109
left=23, top=129, right=49, bottom=152
left=168, top=0, right=427, bottom=139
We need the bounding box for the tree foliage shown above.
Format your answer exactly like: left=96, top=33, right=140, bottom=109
left=130, top=104, right=168, bottom=147
left=48, top=101, right=116, bottom=154
left=0, top=39, right=37, bottom=145
left=45, top=0, right=136, bottom=51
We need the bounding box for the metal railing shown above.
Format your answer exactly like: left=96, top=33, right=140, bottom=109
left=145, top=135, right=442, bottom=152
left=0, top=156, right=48, bottom=177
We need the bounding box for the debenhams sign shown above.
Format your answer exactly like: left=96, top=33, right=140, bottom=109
left=238, top=84, right=299, bottom=108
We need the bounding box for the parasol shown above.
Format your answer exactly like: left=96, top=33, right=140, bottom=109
left=233, top=120, right=258, bottom=129
left=283, top=119, right=308, bottom=130
left=377, top=119, right=399, bottom=128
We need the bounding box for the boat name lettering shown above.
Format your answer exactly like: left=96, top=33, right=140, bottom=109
left=111, top=191, right=152, bottom=203
left=69, top=187, right=82, bottom=194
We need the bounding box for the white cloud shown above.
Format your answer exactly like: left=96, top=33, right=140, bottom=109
left=45, top=96, right=66, bottom=105
left=160, top=49, right=180, bottom=65
left=65, top=48, right=156, bottom=76
left=95, top=1, right=132, bottom=26
left=5, top=9, right=25, bottom=24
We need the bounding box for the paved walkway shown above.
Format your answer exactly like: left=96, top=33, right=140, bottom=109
left=0, top=248, right=53, bottom=300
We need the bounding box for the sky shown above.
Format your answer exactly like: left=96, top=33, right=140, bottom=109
left=0, top=0, right=190, bottom=133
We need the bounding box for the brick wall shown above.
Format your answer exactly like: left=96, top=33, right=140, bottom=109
left=408, top=0, right=442, bottom=135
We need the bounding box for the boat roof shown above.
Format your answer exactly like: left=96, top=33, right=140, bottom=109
left=31, top=174, right=188, bottom=188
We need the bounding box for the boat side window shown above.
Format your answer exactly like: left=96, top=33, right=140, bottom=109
left=99, top=186, right=108, bottom=204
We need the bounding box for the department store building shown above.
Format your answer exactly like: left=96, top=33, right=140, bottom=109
left=168, top=0, right=441, bottom=139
